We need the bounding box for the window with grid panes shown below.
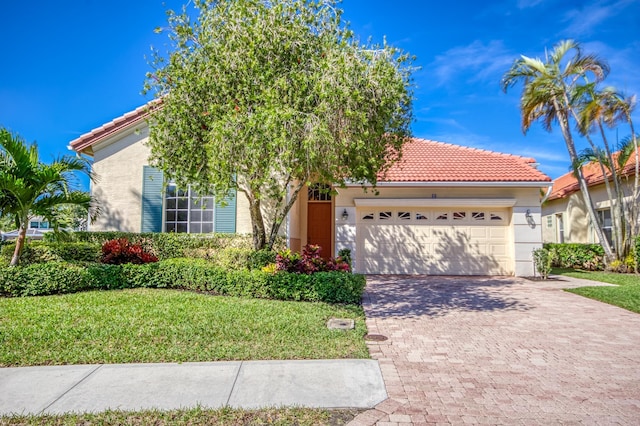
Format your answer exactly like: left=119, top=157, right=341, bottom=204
left=164, top=184, right=215, bottom=233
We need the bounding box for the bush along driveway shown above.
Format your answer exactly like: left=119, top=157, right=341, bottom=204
left=350, top=275, right=640, bottom=425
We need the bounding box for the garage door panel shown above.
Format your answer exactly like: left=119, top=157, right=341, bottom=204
left=364, top=242, right=431, bottom=258
left=489, top=227, right=507, bottom=239
left=469, top=227, right=488, bottom=238
left=364, top=225, right=433, bottom=242
left=489, top=244, right=507, bottom=256
left=357, top=207, right=513, bottom=275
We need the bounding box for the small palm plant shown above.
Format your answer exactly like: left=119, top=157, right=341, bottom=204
left=0, top=128, right=94, bottom=266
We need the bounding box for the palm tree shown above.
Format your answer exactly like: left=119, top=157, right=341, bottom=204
left=0, top=128, right=94, bottom=266
left=501, top=39, right=615, bottom=260
left=574, top=85, right=628, bottom=255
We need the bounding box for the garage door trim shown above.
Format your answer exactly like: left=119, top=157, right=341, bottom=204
left=353, top=198, right=517, bottom=208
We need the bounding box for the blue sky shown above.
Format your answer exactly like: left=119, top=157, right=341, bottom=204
left=1, top=0, right=638, bottom=189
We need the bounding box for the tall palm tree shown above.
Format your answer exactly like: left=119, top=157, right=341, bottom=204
left=501, top=39, right=615, bottom=260
left=0, top=128, right=94, bottom=266
left=605, top=94, right=639, bottom=239
left=574, top=85, right=628, bottom=255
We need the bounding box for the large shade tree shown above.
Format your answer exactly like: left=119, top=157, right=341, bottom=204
left=144, top=0, right=414, bottom=250
left=501, top=40, right=615, bottom=260
left=0, top=128, right=93, bottom=266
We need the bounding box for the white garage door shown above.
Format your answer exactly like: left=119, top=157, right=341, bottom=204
left=356, top=208, right=512, bottom=275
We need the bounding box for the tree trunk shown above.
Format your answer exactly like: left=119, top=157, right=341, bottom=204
left=245, top=192, right=267, bottom=250
left=10, top=223, right=28, bottom=267
left=598, top=121, right=627, bottom=256
left=266, top=179, right=307, bottom=250
left=555, top=97, right=615, bottom=261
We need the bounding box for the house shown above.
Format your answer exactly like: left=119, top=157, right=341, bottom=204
left=1, top=217, right=52, bottom=241
left=70, top=104, right=551, bottom=276
left=542, top=154, right=638, bottom=245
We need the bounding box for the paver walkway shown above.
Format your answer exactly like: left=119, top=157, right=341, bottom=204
left=350, top=275, right=640, bottom=425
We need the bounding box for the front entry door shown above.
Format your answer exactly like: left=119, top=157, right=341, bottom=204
left=307, top=202, right=332, bottom=259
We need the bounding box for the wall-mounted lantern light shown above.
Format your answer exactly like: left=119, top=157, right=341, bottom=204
left=525, top=209, right=536, bottom=228
left=342, top=209, right=349, bottom=220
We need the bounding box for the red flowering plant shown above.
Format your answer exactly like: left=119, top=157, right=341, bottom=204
left=101, top=238, right=158, bottom=265
left=274, top=244, right=350, bottom=274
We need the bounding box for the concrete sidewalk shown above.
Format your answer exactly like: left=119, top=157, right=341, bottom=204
left=0, top=359, right=386, bottom=416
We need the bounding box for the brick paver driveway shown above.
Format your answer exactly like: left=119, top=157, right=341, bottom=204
left=351, top=276, right=640, bottom=425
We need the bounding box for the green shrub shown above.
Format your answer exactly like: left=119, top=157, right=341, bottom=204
left=248, top=249, right=277, bottom=270
left=338, top=248, right=352, bottom=267
left=0, top=258, right=365, bottom=304
left=544, top=243, right=605, bottom=270
left=0, top=241, right=101, bottom=265
left=45, top=232, right=285, bottom=261
left=0, top=262, right=96, bottom=297
left=532, top=248, right=553, bottom=279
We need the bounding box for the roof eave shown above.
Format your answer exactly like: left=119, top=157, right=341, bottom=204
left=345, top=181, right=553, bottom=188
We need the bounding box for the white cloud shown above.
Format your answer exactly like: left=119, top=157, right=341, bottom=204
left=428, top=40, right=514, bottom=87
left=561, top=0, right=635, bottom=36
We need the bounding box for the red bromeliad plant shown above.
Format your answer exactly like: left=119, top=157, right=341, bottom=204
left=275, top=244, right=350, bottom=274
left=101, top=238, right=158, bottom=265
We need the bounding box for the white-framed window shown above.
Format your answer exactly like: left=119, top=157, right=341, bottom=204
left=546, top=216, right=553, bottom=228
left=597, top=209, right=613, bottom=247
left=164, top=184, right=215, bottom=233
left=556, top=213, right=564, bottom=243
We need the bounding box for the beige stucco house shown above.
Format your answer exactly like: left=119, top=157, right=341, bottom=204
left=71, top=104, right=552, bottom=276
left=542, top=156, right=638, bottom=245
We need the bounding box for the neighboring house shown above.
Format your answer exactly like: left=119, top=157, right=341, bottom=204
left=70, top=104, right=551, bottom=276
left=542, top=155, right=638, bottom=245
left=1, top=217, right=52, bottom=241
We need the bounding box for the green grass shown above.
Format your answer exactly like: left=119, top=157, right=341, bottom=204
left=553, top=268, right=640, bottom=314
left=552, top=267, right=640, bottom=286
left=0, top=406, right=360, bottom=425
left=0, top=288, right=368, bottom=367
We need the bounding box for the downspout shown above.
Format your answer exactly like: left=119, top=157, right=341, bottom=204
left=540, top=185, right=553, bottom=204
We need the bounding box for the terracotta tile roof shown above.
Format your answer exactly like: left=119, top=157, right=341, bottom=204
left=382, top=138, right=551, bottom=183
left=69, top=100, right=161, bottom=154
left=547, top=152, right=638, bottom=201
left=69, top=104, right=550, bottom=184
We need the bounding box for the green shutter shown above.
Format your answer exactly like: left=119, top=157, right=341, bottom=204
left=141, top=166, right=164, bottom=233
left=215, top=189, right=237, bottom=233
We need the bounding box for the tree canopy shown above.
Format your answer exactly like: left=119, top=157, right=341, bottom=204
left=144, top=0, right=414, bottom=249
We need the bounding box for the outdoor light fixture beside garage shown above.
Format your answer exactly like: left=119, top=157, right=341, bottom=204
left=525, top=209, right=536, bottom=228
left=342, top=209, right=349, bottom=220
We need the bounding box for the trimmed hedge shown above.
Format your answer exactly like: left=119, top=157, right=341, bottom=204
left=544, top=243, right=605, bottom=271
left=0, top=259, right=365, bottom=304
left=2, top=238, right=277, bottom=270
left=1, top=242, right=101, bottom=265
left=44, top=232, right=285, bottom=261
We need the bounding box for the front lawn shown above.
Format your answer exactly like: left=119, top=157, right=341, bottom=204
left=554, top=268, right=640, bottom=314
left=0, top=288, right=368, bottom=367
left=1, top=406, right=360, bottom=426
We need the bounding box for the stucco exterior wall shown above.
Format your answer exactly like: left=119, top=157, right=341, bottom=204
left=542, top=182, right=639, bottom=244
left=90, top=123, right=252, bottom=234
left=91, top=128, right=151, bottom=232
left=235, top=192, right=252, bottom=235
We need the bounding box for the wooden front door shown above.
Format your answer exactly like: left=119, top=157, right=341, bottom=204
left=307, top=202, right=332, bottom=260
